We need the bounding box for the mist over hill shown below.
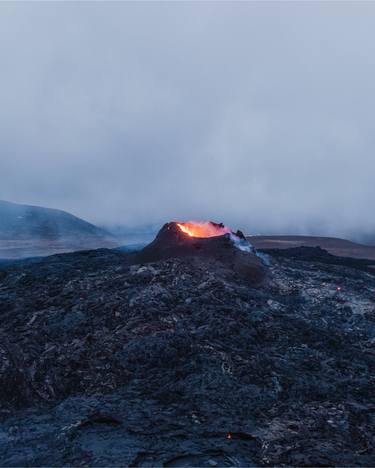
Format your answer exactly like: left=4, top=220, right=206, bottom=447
left=0, top=200, right=118, bottom=258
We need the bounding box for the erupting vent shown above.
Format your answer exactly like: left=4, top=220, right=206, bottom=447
left=176, top=220, right=252, bottom=252
left=136, top=220, right=266, bottom=283
left=176, top=221, right=232, bottom=238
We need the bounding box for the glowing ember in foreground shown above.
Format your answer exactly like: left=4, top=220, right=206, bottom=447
left=177, top=221, right=232, bottom=238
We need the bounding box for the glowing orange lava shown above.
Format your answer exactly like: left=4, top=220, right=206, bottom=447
left=177, top=221, right=232, bottom=238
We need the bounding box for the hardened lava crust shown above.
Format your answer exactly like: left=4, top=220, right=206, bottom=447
left=0, top=243, right=374, bottom=466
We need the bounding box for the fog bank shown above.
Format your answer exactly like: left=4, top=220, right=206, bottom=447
left=1, top=2, right=375, bottom=239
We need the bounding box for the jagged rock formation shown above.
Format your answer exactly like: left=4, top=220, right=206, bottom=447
left=0, top=244, right=374, bottom=466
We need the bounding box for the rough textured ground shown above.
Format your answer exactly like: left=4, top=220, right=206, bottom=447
left=0, top=246, right=375, bottom=466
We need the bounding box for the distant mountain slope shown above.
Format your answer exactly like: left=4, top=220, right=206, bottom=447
left=354, top=233, right=375, bottom=246
left=0, top=200, right=118, bottom=258
left=249, top=235, right=375, bottom=260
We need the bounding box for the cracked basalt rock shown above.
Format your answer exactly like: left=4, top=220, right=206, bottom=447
left=0, top=245, right=374, bottom=466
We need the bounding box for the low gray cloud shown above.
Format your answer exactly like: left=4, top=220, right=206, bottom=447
left=1, top=2, right=374, bottom=238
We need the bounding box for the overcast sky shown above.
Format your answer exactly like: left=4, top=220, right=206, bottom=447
left=1, top=2, right=375, bottom=237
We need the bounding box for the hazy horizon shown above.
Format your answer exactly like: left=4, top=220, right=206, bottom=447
left=1, top=2, right=375, bottom=240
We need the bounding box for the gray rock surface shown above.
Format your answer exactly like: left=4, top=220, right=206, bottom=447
left=0, top=245, right=374, bottom=466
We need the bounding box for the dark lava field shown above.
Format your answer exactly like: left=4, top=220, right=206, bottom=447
left=0, top=241, right=375, bottom=466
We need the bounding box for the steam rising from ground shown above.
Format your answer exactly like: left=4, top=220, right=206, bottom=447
left=229, top=233, right=254, bottom=253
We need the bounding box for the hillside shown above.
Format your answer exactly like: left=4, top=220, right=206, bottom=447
left=0, top=200, right=118, bottom=258
left=249, top=235, right=375, bottom=260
